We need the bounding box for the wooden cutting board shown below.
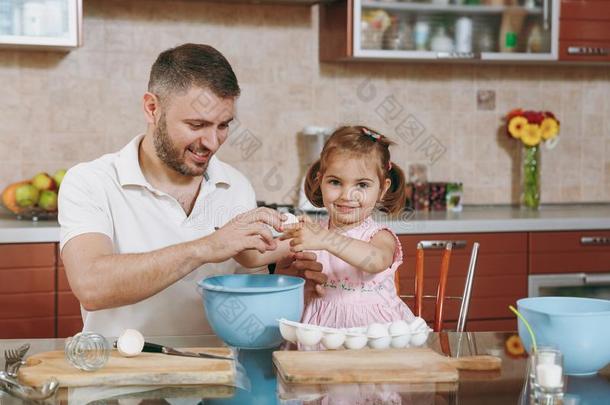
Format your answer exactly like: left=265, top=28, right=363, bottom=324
left=19, top=347, right=235, bottom=387
left=273, top=347, right=501, bottom=384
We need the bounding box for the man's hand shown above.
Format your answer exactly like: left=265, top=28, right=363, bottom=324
left=203, top=207, right=286, bottom=263
left=275, top=251, right=326, bottom=297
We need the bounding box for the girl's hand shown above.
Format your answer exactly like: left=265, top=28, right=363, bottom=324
left=280, top=216, right=330, bottom=252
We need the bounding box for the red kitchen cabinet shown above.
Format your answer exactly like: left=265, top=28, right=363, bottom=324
left=396, top=233, right=528, bottom=332
left=56, top=245, right=83, bottom=338
left=529, top=230, right=610, bottom=274
left=0, top=243, right=56, bottom=338
left=559, top=0, right=610, bottom=62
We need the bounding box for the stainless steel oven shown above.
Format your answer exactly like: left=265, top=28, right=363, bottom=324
left=528, top=273, right=610, bottom=299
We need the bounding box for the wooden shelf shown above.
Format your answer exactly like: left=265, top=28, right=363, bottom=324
left=361, top=1, right=543, bottom=15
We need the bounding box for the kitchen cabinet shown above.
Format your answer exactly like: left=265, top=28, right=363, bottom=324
left=0, top=242, right=82, bottom=339
left=0, top=243, right=55, bottom=338
left=0, top=0, right=82, bottom=50
left=56, top=246, right=82, bottom=338
left=320, top=0, right=561, bottom=63
left=529, top=230, right=610, bottom=274
left=559, top=0, right=610, bottom=62
left=396, top=232, right=528, bottom=332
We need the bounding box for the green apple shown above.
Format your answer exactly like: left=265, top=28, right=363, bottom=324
left=38, top=190, right=58, bottom=211
left=15, top=184, right=40, bottom=208
left=32, top=172, right=56, bottom=191
left=53, top=169, right=67, bottom=188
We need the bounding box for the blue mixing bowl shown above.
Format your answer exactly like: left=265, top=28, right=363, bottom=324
left=198, top=274, right=304, bottom=349
left=517, top=297, right=610, bottom=375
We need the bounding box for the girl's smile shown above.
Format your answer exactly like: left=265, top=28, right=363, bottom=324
left=320, top=153, right=390, bottom=229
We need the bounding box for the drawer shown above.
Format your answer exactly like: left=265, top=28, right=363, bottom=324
left=530, top=230, right=610, bottom=274
left=561, top=1, right=610, bottom=20
left=0, top=293, right=55, bottom=318
left=58, top=291, right=81, bottom=316
left=0, top=317, right=54, bottom=339
left=0, top=267, right=54, bottom=293
left=57, top=316, right=83, bottom=338
left=560, top=20, right=610, bottom=41
left=0, top=243, right=56, bottom=268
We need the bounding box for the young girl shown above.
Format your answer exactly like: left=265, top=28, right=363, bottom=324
left=236, top=125, right=414, bottom=329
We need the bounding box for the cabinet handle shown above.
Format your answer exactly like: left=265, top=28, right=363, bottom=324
left=543, top=0, right=549, bottom=30
left=567, top=46, right=609, bottom=56
left=580, top=236, right=610, bottom=246
left=436, top=52, right=478, bottom=59
left=420, top=240, right=467, bottom=250
left=584, top=274, right=610, bottom=285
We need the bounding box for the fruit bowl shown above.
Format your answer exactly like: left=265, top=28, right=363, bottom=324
left=0, top=204, right=57, bottom=221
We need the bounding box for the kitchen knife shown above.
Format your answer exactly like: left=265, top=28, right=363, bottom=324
left=142, top=342, right=234, bottom=361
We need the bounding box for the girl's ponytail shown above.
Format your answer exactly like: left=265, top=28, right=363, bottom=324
left=304, top=159, right=324, bottom=208
left=379, top=162, right=407, bottom=214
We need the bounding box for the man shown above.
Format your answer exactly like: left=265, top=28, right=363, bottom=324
left=59, top=43, right=325, bottom=337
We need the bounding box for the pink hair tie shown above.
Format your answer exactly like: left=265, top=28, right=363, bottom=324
left=361, top=127, right=381, bottom=141
left=388, top=161, right=392, bottom=171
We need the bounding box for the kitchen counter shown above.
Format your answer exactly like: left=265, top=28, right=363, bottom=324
left=1, top=332, right=608, bottom=404
left=377, top=203, right=610, bottom=234
left=0, top=216, right=60, bottom=244
left=1, top=204, right=610, bottom=243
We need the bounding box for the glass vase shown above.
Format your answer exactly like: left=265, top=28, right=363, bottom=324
left=522, top=145, right=541, bottom=210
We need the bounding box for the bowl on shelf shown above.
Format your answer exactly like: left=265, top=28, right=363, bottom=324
left=517, top=296, right=610, bottom=375
left=0, top=204, right=57, bottom=221
left=198, top=274, right=304, bottom=349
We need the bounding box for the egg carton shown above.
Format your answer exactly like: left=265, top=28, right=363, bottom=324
left=278, top=317, right=432, bottom=350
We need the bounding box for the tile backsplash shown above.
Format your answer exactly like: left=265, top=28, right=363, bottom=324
left=0, top=0, right=608, bottom=205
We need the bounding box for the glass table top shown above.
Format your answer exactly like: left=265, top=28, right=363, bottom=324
left=1, top=332, right=609, bottom=404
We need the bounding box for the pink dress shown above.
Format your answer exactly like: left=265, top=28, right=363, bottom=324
left=301, top=216, right=415, bottom=328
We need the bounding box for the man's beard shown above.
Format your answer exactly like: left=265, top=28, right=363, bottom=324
left=153, top=113, right=207, bottom=177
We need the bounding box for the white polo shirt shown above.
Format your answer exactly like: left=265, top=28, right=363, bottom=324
left=59, top=134, right=259, bottom=337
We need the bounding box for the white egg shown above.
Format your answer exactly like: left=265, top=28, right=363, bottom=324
left=391, top=335, right=410, bottom=348
left=116, top=329, right=145, bottom=357
left=321, top=331, right=346, bottom=350
left=271, top=213, right=300, bottom=238
left=367, top=323, right=389, bottom=338
left=409, top=317, right=428, bottom=333
left=389, top=320, right=411, bottom=336
left=279, top=321, right=298, bottom=343
left=368, top=335, right=391, bottom=349
left=344, top=333, right=368, bottom=350
left=282, top=212, right=299, bottom=225
left=410, top=330, right=430, bottom=347
left=296, top=326, right=323, bottom=346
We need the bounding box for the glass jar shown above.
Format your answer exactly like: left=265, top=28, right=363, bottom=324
left=65, top=332, right=110, bottom=371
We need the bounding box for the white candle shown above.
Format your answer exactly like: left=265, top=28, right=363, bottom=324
left=536, top=363, right=563, bottom=388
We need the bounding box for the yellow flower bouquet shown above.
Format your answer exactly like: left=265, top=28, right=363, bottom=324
left=505, top=109, right=561, bottom=209
left=506, top=109, right=560, bottom=147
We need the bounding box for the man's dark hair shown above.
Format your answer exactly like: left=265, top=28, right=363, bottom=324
left=148, top=43, right=240, bottom=103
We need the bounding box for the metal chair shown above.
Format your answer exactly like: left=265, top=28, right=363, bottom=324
left=396, top=241, right=479, bottom=332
